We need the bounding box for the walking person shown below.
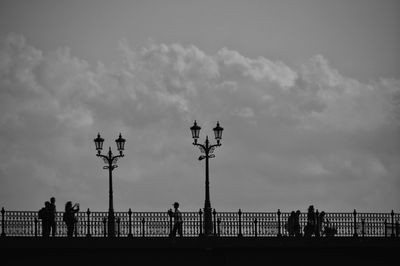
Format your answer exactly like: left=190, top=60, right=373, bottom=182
left=168, top=202, right=183, bottom=237
left=49, top=197, right=57, bottom=237
left=63, top=201, right=79, bottom=237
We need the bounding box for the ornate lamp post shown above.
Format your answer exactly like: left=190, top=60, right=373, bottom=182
left=94, top=133, right=126, bottom=237
left=190, top=121, right=224, bottom=236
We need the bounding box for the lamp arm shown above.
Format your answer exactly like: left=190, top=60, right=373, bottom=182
left=209, top=143, right=221, bottom=150
left=193, top=142, right=206, bottom=150
left=112, top=154, right=124, bottom=160
left=96, top=153, right=111, bottom=162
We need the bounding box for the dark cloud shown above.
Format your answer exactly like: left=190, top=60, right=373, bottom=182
left=0, top=34, right=399, bottom=212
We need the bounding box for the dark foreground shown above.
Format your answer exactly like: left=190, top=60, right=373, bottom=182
left=1, top=237, right=399, bottom=266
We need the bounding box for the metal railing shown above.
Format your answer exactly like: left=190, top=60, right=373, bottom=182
left=1, top=207, right=399, bottom=238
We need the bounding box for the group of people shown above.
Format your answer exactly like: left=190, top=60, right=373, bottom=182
left=38, top=197, right=57, bottom=237
left=168, top=202, right=338, bottom=238
left=38, top=200, right=336, bottom=238
left=287, top=205, right=336, bottom=237
left=287, top=210, right=302, bottom=237
left=38, top=197, right=80, bottom=237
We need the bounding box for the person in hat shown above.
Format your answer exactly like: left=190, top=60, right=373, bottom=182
left=168, top=202, right=183, bottom=237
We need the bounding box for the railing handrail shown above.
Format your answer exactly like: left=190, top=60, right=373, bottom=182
left=1, top=208, right=398, bottom=238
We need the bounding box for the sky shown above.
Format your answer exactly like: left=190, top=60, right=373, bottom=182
left=0, top=0, right=399, bottom=213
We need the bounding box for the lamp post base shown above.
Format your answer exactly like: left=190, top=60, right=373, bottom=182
left=203, top=206, right=213, bottom=236
left=108, top=212, right=115, bottom=238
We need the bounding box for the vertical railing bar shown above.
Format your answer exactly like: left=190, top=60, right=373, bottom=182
left=238, top=209, right=242, bottom=237
left=391, top=210, right=395, bottom=237
left=353, top=209, right=358, bottom=237
left=213, top=209, right=217, bottom=236
left=128, top=208, right=133, bottom=237
left=142, top=218, right=145, bottom=237
left=103, top=217, right=107, bottom=237
left=277, top=209, right=281, bottom=237
left=1, top=207, right=6, bottom=237
left=86, top=208, right=91, bottom=237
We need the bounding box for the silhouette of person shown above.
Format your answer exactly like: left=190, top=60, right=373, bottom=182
left=49, top=197, right=57, bottom=237
left=168, top=202, right=183, bottom=237
left=287, top=211, right=296, bottom=236
left=39, top=201, right=51, bottom=237
left=294, top=210, right=301, bottom=237
left=63, top=201, right=79, bottom=237
left=304, top=205, right=316, bottom=237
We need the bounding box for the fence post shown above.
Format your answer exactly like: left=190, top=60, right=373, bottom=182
left=361, top=219, right=365, bottom=237
left=277, top=209, right=282, bottom=237
left=254, top=218, right=258, bottom=237
left=117, top=217, right=121, bottom=237
left=391, top=210, right=395, bottom=237
left=1, top=207, right=5, bottom=237
left=315, top=209, right=320, bottom=237
left=238, top=209, right=243, bottom=237
left=198, top=209, right=203, bottom=236
left=103, top=218, right=107, bottom=237
left=217, top=218, right=221, bottom=236
left=353, top=209, right=358, bottom=237
left=212, top=209, right=217, bottom=236
left=169, top=211, right=173, bottom=237
left=34, top=218, right=38, bottom=237
left=128, top=208, right=133, bottom=238
left=396, top=220, right=399, bottom=237
left=86, top=208, right=91, bottom=237
left=141, top=218, right=145, bottom=237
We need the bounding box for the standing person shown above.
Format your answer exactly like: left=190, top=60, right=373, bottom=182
left=287, top=211, right=295, bottom=236
left=49, top=197, right=57, bottom=237
left=168, top=202, right=183, bottom=237
left=304, top=205, right=316, bottom=237
left=38, top=201, right=51, bottom=237
left=294, top=210, right=301, bottom=237
left=63, top=201, right=79, bottom=237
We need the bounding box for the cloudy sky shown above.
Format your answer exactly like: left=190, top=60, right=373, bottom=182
left=0, top=0, right=399, bottom=213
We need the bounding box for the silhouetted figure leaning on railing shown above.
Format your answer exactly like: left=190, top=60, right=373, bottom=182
left=63, top=201, right=79, bottom=237
left=168, top=202, right=183, bottom=237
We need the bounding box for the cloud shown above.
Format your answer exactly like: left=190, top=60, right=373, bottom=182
left=0, top=34, right=399, bottom=212
left=217, top=47, right=297, bottom=88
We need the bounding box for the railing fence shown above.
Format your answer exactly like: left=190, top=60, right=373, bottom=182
left=1, top=207, right=399, bottom=238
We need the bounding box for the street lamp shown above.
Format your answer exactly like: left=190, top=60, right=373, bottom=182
left=190, top=121, right=224, bottom=236
left=94, top=133, right=126, bottom=237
